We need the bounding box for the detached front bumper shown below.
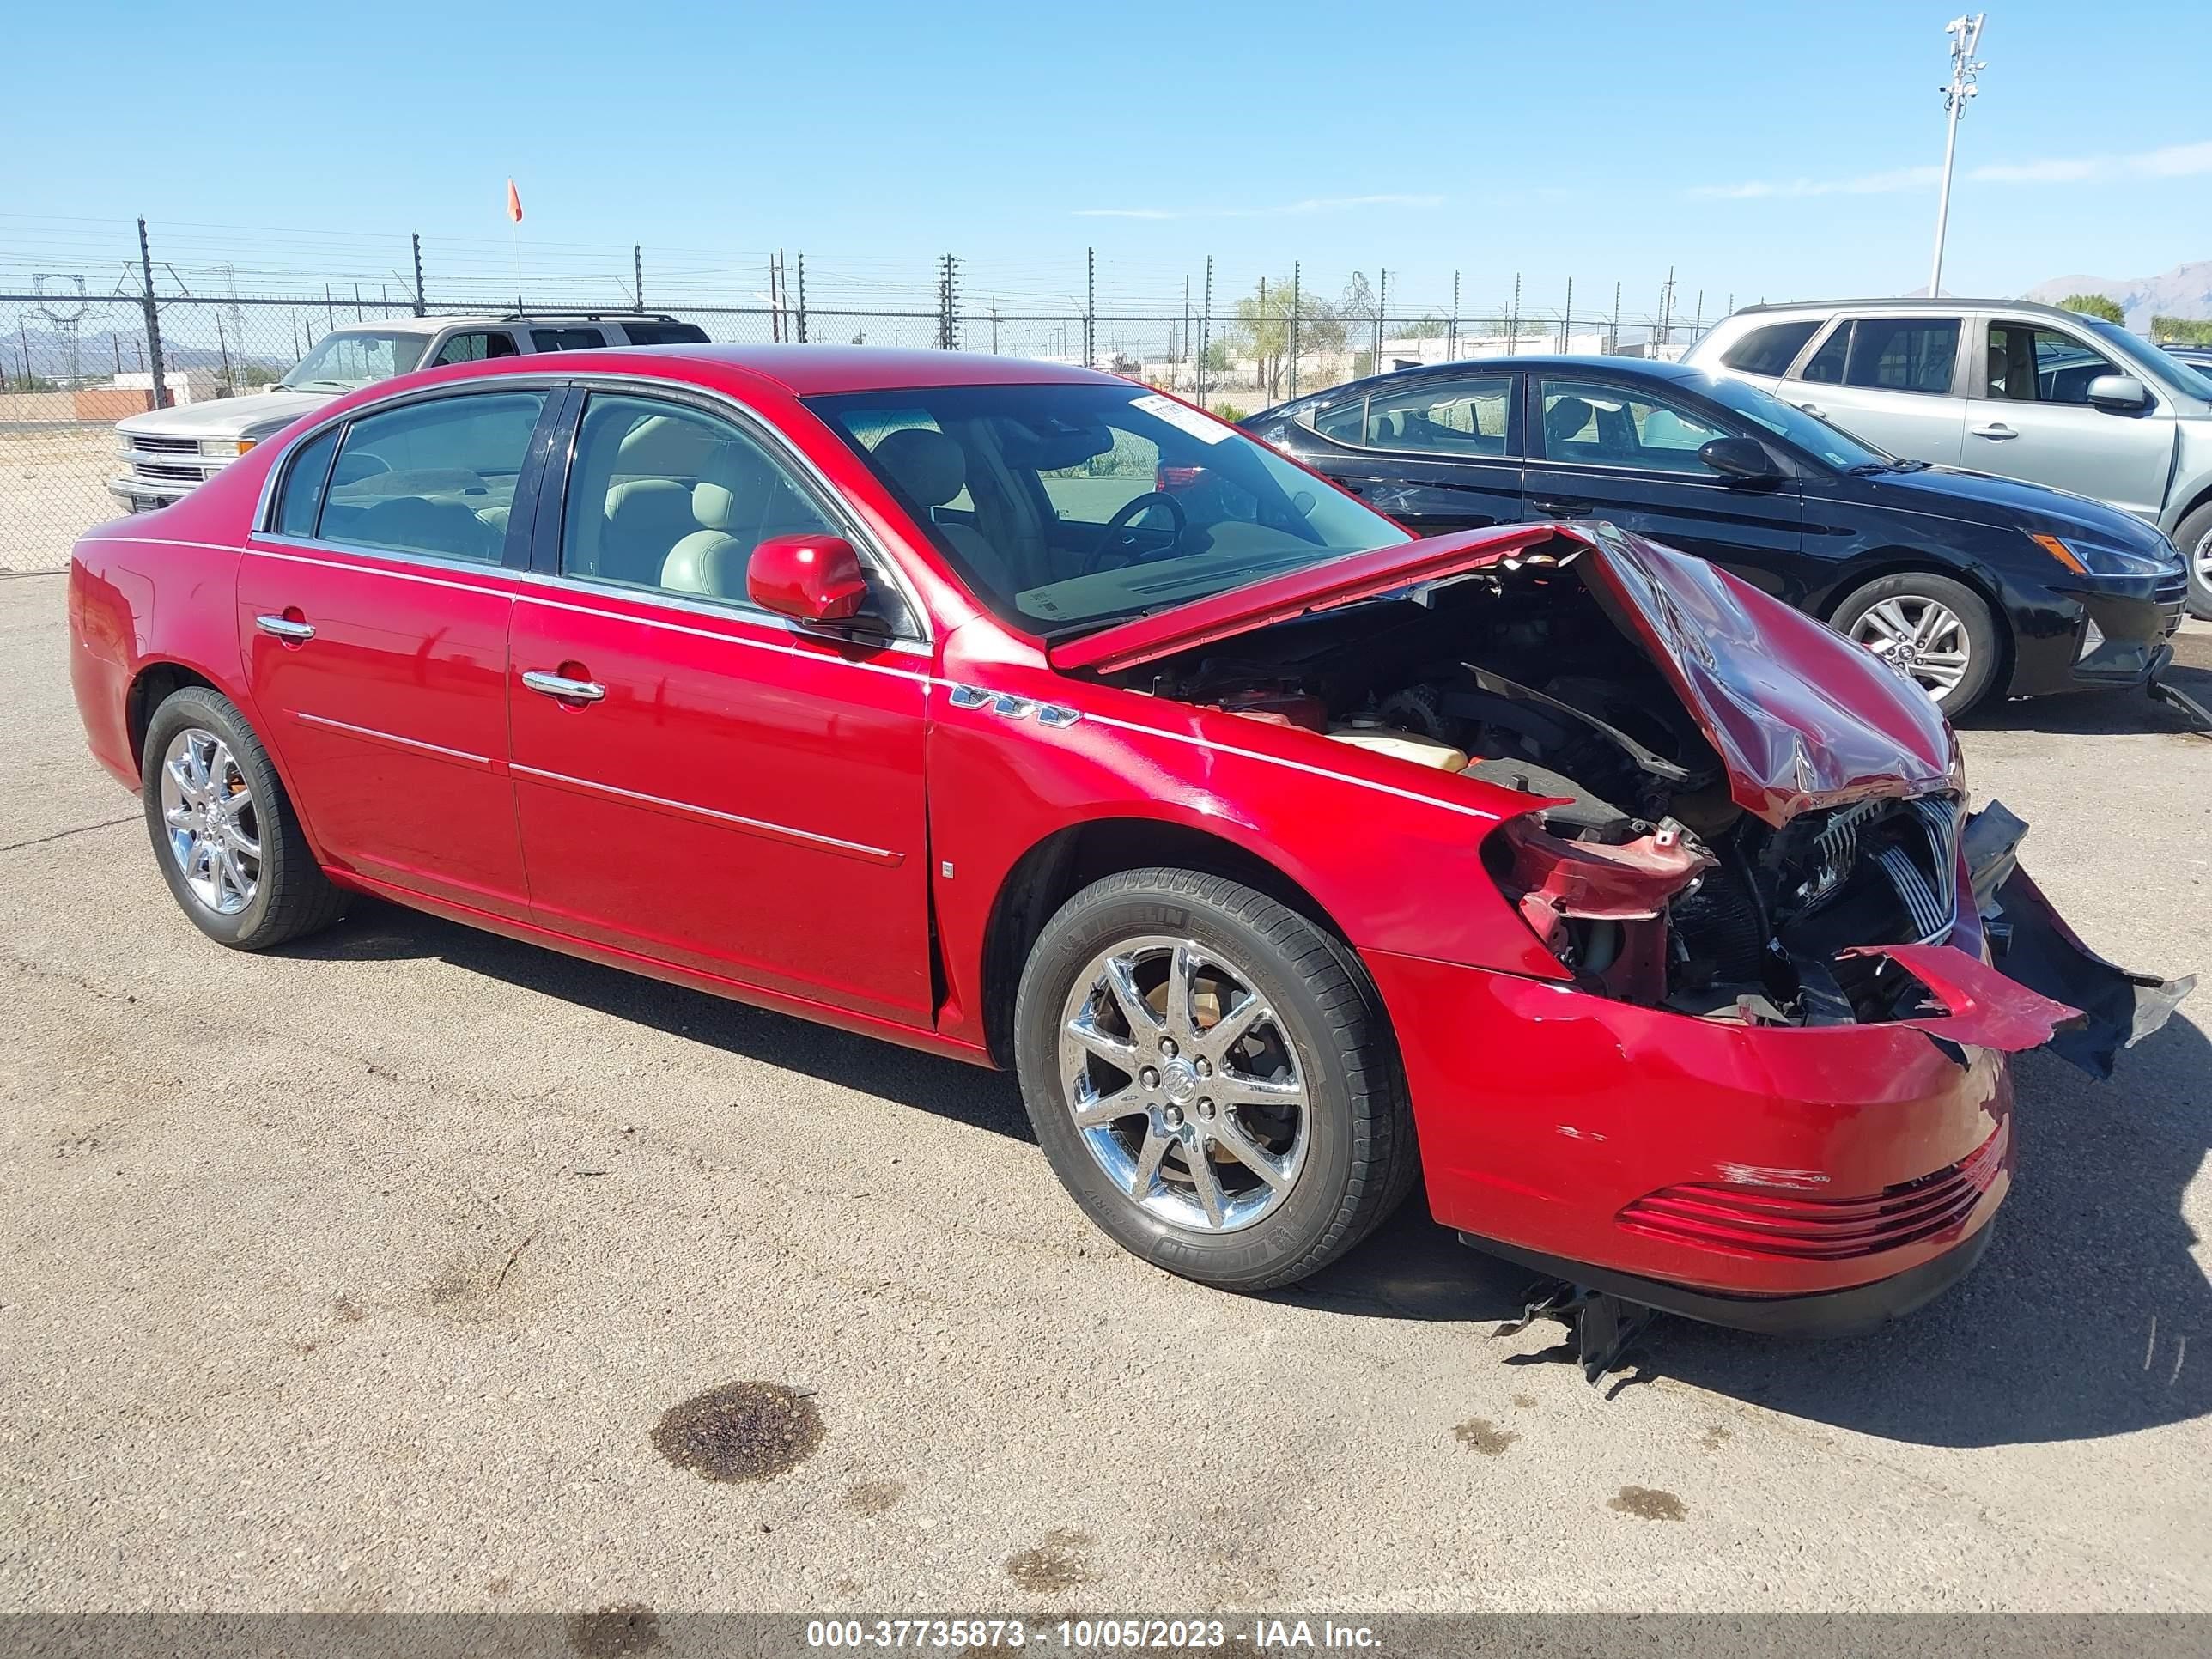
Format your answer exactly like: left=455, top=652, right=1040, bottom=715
left=2005, top=568, right=2188, bottom=697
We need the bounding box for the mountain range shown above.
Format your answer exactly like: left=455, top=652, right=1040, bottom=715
left=2023, top=259, right=2212, bottom=330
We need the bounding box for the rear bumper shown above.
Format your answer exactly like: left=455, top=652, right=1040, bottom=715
left=1364, top=949, right=2015, bottom=1303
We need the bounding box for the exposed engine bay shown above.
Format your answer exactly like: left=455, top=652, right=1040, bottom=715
left=1109, top=545, right=2153, bottom=1043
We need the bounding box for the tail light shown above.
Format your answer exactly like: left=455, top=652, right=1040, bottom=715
left=1157, top=464, right=1206, bottom=492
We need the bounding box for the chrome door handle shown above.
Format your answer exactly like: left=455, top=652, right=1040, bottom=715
left=1971, top=422, right=2018, bottom=440
left=1794, top=403, right=1827, bottom=419
left=1533, top=498, right=1594, bottom=517
left=254, top=614, right=314, bottom=642
left=521, top=670, right=605, bottom=702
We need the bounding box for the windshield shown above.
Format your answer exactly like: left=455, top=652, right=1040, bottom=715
left=1694, top=371, right=1897, bottom=471
left=810, top=382, right=1410, bottom=633
left=280, top=330, right=431, bottom=391
left=2075, top=316, right=2209, bottom=401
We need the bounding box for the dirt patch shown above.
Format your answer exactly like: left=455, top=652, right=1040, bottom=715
left=1609, top=1485, right=1686, bottom=1522
left=651, top=1382, right=824, bottom=1483
left=568, top=1603, right=659, bottom=1656
left=1700, top=1425, right=1732, bottom=1451
left=1006, top=1527, right=1094, bottom=1593
left=1453, top=1417, right=1519, bottom=1455
left=332, top=1296, right=367, bottom=1323
left=1511, top=1393, right=1537, bottom=1409
left=843, top=1478, right=906, bottom=1516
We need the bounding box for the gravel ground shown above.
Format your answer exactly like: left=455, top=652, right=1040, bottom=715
left=2, top=572, right=2208, bottom=1614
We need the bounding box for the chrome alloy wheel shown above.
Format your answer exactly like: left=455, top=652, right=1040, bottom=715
left=1057, top=935, right=1309, bottom=1233
left=2193, top=526, right=2212, bottom=589
left=1850, top=594, right=1972, bottom=700
left=158, top=726, right=261, bottom=915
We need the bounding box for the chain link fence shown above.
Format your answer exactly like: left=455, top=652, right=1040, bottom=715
left=2, top=222, right=1722, bottom=573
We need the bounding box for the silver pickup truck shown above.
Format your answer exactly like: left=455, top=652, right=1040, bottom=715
left=1686, top=298, right=2212, bottom=618
left=109, top=310, right=708, bottom=511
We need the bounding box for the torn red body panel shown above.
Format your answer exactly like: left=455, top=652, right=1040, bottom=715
left=1498, top=813, right=1715, bottom=927
left=1838, top=942, right=2084, bottom=1053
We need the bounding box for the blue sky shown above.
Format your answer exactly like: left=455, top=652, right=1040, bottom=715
left=6, top=0, right=2209, bottom=317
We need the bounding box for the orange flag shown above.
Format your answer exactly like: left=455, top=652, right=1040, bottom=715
left=505, top=179, right=523, bottom=223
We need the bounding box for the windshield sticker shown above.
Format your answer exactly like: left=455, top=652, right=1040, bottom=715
left=1130, top=392, right=1233, bottom=445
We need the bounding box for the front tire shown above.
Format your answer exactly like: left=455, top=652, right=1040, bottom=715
left=2176, top=501, right=2212, bottom=622
left=141, top=685, right=347, bottom=950
left=1831, top=571, right=2002, bottom=718
left=1012, top=868, right=1416, bottom=1292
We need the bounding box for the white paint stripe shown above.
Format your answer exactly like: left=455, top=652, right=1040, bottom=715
left=512, top=763, right=903, bottom=866
left=292, top=710, right=497, bottom=769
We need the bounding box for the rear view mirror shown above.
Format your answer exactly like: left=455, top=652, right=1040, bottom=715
left=747, top=533, right=868, bottom=623
left=2086, top=374, right=2151, bottom=412
left=1698, top=435, right=1779, bottom=482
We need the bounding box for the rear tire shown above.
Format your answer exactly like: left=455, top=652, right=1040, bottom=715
left=2177, top=501, right=2212, bottom=622
left=1013, top=868, right=1417, bottom=1292
left=141, top=686, right=347, bottom=950
left=1830, top=571, right=2002, bottom=718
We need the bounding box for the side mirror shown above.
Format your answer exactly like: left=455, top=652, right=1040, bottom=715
left=1698, top=435, right=1779, bottom=482
left=2086, top=374, right=2151, bottom=412
left=747, top=532, right=868, bottom=623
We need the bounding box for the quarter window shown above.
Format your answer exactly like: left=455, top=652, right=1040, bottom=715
left=1986, top=324, right=2119, bottom=404
left=271, top=425, right=341, bottom=538
left=318, top=391, right=547, bottom=562
left=560, top=393, right=840, bottom=606
left=428, top=331, right=520, bottom=367
left=1720, top=320, right=1820, bottom=376
left=1798, top=323, right=1850, bottom=384
left=1534, top=379, right=1730, bottom=473
left=1312, top=398, right=1366, bottom=442
left=1360, top=375, right=1516, bottom=455
left=1843, top=318, right=1959, bottom=395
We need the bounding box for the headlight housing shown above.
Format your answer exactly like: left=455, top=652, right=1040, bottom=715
left=198, top=437, right=259, bottom=459
left=2025, top=529, right=2177, bottom=580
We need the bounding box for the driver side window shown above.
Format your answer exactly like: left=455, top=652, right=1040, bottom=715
left=1534, top=379, right=1730, bottom=473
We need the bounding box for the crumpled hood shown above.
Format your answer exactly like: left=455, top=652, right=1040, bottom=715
left=1052, top=520, right=1957, bottom=827
left=116, top=389, right=334, bottom=440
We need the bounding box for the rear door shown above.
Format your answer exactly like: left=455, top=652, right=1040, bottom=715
left=1963, top=316, right=2177, bottom=514
left=1522, top=373, right=1808, bottom=599
left=238, top=385, right=558, bottom=917
left=1285, top=372, right=1523, bottom=533
left=505, top=385, right=935, bottom=1025
left=1780, top=316, right=1968, bottom=467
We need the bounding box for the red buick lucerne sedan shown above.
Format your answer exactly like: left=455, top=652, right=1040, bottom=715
left=67, top=345, right=2189, bottom=1358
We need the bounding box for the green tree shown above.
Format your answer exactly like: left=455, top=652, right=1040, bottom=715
left=2058, top=293, right=2125, bottom=324
left=1233, top=277, right=1345, bottom=402
left=2151, top=314, right=2212, bottom=345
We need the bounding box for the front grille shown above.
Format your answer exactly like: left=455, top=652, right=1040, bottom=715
left=1800, top=793, right=1960, bottom=945
left=1619, top=1121, right=2007, bottom=1261
left=131, top=461, right=205, bottom=483
left=2156, top=571, right=2188, bottom=605
left=126, top=434, right=199, bottom=455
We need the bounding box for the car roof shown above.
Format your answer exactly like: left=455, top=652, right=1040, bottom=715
left=320, top=312, right=693, bottom=336
left=1251, top=354, right=1704, bottom=416
left=538, top=343, right=1126, bottom=396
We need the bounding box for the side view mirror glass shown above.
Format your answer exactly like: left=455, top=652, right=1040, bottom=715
left=747, top=533, right=868, bottom=623
left=1698, top=435, right=1779, bottom=482
left=2086, top=374, right=2151, bottom=412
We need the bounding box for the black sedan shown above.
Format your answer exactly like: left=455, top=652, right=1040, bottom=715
left=1244, top=357, right=2188, bottom=715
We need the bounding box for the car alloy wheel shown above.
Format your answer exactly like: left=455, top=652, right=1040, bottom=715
left=157, top=726, right=261, bottom=915
left=1057, top=933, right=1309, bottom=1232
left=1848, top=594, right=1972, bottom=702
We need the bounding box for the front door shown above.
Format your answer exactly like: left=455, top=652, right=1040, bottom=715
left=1963, top=318, right=2178, bottom=516
left=240, top=386, right=551, bottom=917
left=507, top=388, right=934, bottom=1026
left=1295, top=372, right=1523, bottom=534
left=1522, top=374, right=1808, bottom=600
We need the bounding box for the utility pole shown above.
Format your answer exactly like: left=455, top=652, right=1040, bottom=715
left=1376, top=268, right=1387, bottom=370
left=1929, top=13, right=1987, bottom=299
left=1560, top=277, right=1573, bottom=352
left=1289, top=263, right=1301, bottom=398
left=1258, top=277, right=1269, bottom=398
left=137, top=217, right=167, bottom=410
left=1084, top=247, right=1096, bottom=368
left=1508, top=272, right=1521, bottom=357
left=1611, top=282, right=1622, bottom=354
left=410, top=231, right=426, bottom=316
left=939, top=253, right=959, bottom=350
left=1199, top=255, right=1212, bottom=408
left=1448, top=270, right=1460, bottom=360
left=634, top=244, right=644, bottom=311
left=796, top=254, right=808, bottom=343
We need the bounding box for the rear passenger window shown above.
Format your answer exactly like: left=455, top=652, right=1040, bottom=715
left=1361, top=375, right=1516, bottom=455
left=1798, top=324, right=1850, bottom=384
left=531, top=327, right=606, bottom=351
left=319, top=391, right=546, bottom=563
left=428, top=331, right=520, bottom=367
left=1844, top=319, right=1958, bottom=395
left=272, top=425, right=341, bottom=538
left=1721, top=320, right=1820, bottom=375
left=561, top=393, right=836, bottom=604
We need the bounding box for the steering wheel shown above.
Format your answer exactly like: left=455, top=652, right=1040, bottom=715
left=1084, top=491, right=1188, bottom=574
